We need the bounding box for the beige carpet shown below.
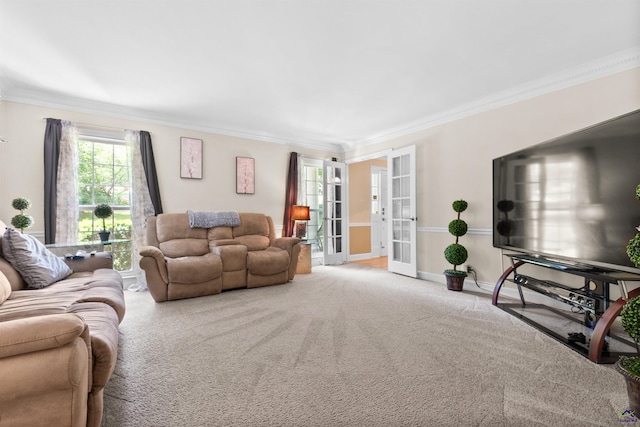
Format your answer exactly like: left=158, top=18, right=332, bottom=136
left=102, top=264, right=629, bottom=426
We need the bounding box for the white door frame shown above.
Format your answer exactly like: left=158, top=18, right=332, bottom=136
left=387, top=145, right=417, bottom=278
left=322, top=159, right=348, bottom=265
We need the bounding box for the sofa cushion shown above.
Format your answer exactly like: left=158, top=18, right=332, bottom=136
left=2, top=228, right=72, bottom=289
left=233, top=213, right=270, bottom=238
left=247, top=247, right=290, bottom=275
left=159, top=239, right=209, bottom=258
left=166, top=253, right=222, bottom=285
left=0, top=270, right=10, bottom=304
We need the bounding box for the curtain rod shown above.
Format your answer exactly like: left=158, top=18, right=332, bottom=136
left=42, top=118, right=152, bottom=134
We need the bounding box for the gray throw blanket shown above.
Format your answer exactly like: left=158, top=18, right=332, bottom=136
left=187, top=210, right=241, bottom=228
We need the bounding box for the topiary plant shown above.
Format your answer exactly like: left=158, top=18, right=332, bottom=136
left=444, top=199, right=468, bottom=276
left=94, top=204, right=114, bottom=232
left=618, top=296, right=640, bottom=377
left=10, top=197, right=33, bottom=233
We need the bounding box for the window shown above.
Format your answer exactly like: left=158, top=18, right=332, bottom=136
left=301, top=161, right=324, bottom=255
left=77, top=133, right=133, bottom=271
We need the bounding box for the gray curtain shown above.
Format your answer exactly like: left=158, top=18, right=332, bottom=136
left=139, top=130, right=163, bottom=215
left=43, top=118, right=62, bottom=244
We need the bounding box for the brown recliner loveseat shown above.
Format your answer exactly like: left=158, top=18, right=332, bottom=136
left=140, top=212, right=301, bottom=302
left=0, top=220, right=125, bottom=427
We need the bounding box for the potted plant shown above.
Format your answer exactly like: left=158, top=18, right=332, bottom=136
left=618, top=184, right=640, bottom=414
left=10, top=197, right=34, bottom=233
left=94, top=203, right=113, bottom=242
left=617, top=297, right=640, bottom=416
left=444, top=199, right=468, bottom=291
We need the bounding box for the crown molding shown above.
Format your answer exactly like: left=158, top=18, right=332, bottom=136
left=1, top=91, right=347, bottom=154
left=354, top=47, right=640, bottom=149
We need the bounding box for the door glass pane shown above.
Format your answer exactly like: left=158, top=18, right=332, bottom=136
left=393, top=157, right=401, bottom=177
left=402, top=242, right=410, bottom=263
left=393, top=242, right=402, bottom=261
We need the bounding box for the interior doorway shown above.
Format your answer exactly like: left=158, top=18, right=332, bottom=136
left=371, top=165, right=388, bottom=258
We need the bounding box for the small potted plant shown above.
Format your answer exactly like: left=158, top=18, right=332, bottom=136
left=618, top=184, right=640, bottom=414
left=444, top=199, right=468, bottom=291
left=10, top=197, right=34, bottom=233
left=94, top=203, right=113, bottom=242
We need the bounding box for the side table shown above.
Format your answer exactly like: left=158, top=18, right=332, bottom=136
left=296, top=242, right=312, bottom=274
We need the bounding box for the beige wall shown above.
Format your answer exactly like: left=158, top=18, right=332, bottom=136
left=0, top=101, right=335, bottom=235
left=2, top=67, right=639, bottom=284
left=347, top=158, right=386, bottom=255
left=345, top=67, right=640, bottom=284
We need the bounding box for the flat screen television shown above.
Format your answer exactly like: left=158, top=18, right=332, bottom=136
left=493, top=109, right=640, bottom=274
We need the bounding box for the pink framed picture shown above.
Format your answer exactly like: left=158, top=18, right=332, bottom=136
left=236, top=156, right=255, bottom=194
left=180, top=137, right=203, bottom=179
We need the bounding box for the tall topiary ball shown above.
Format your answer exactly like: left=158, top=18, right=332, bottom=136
left=444, top=243, right=468, bottom=267
left=452, top=200, right=468, bottom=213
left=11, top=197, right=31, bottom=212
left=444, top=199, right=469, bottom=276
left=11, top=214, right=33, bottom=232
left=448, top=219, right=467, bottom=237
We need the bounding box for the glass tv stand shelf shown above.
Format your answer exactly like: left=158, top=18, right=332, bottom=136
left=492, top=254, right=640, bottom=364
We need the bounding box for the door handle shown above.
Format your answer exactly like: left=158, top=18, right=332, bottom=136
left=409, top=217, right=417, bottom=221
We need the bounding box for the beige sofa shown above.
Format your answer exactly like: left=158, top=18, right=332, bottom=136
left=140, top=212, right=301, bottom=302
left=0, top=220, right=125, bottom=427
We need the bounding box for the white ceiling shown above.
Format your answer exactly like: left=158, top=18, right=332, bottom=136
left=1, top=1, right=639, bottom=152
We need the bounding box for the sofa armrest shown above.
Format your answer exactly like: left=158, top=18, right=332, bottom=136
left=139, top=245, right=169, bottom=280
left=272, top=237, right=301, bottom=255
left=0, top=314, right=91, bottom=426
left=0, top=313, right=89, bottom=359
left=139, top=245, right=170, bottom=302
left=64, top=252, right=113, bottom=272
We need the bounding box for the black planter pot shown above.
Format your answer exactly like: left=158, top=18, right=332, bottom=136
left=98, top=231, right=111, bottom=242
left=444, top=272, right=466, bottom=291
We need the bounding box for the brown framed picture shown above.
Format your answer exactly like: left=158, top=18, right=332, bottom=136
left=180, top=137, right=203, bottom=179
left=236, top=156, right=255, bottom=194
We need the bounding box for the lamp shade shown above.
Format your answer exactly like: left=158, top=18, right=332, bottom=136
left=291, top=205, right=310, bottom=221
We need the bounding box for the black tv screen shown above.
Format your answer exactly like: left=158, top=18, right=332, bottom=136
left=493, top=109, right=640, bottom=273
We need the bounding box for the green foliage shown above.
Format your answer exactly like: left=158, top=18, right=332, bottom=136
left=11, top=197, right=31, bottom=211
left=78, top=140, right=130, bottom=206
left=94, top=204, right=113, bottom=231
left=444, top=243, right=468, bottom=266
left=619, top=356, right=640, bottom=378
left=622, top=296, right=640, bottom=345
left=636, top=184, right=640, bottom=201
left=452, top=200, right=468, bottom=213
left=627, top=234, right=640, bottom=268
left=445, top=200, right=469, bottom=273
left=448, top=219, right=467, bottom=237
left=11, top=214, right=33, bottom=231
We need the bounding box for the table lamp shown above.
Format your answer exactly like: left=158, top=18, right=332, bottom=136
left=291, top=205, right=310, bottom=239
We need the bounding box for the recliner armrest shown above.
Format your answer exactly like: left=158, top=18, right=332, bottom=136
left=139, top=245, right=169, bottom=284
left=0, top=313, right=89, bottom=359
left=272, top=237, right=301, bottom=255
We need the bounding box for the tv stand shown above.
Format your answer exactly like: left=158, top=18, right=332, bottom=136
left=492, top=254, right=640, bottom=363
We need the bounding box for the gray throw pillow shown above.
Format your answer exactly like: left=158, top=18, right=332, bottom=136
left=2, top=228, right=72, bottom=289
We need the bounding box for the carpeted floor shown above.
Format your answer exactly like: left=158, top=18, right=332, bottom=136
left=102, top=264, right=629, bottom=426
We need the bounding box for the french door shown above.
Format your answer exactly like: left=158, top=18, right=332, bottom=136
left=323, top=160, right=347, bottom=265
left=388, top=145, right=417, bottom=277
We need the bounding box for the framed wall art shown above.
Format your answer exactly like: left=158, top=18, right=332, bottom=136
left=180, top=137, right=203, bottom=179
left=236, top=156, right=255, bottom=194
